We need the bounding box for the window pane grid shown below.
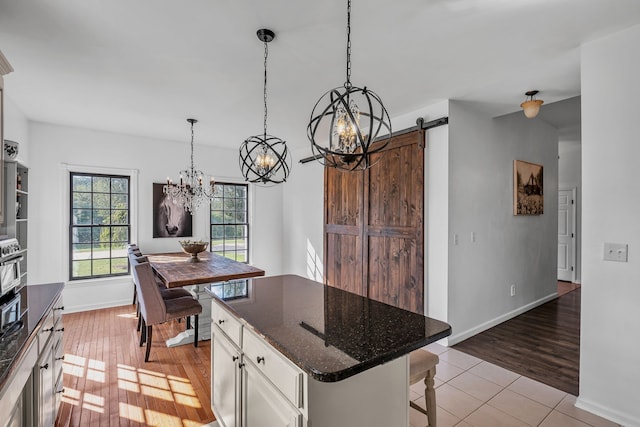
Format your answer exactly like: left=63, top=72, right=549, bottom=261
left=70, top=172, right=131, bottom=280
left=210, top=183, right=248, bottom=263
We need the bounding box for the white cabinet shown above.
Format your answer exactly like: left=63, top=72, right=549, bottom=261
left=243, top=359, right=301, bottom=427
left=36, top=337, right=55, bottom=427
left=211, top=301, right=302, bottom=427
left=34, top=294, right=64, bottom=427
left=212, top=331, right=241, bottom=427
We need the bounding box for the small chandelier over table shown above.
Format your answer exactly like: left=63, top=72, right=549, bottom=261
left=239, top=28, right=291, bottom=185
left=307, top=0, right=392, bottom=171
left=164, top=118, right=215, bottom=213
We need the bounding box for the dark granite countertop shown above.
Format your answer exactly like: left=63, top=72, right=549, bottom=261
left=206, top=274, right=451, bottom=382
left=0, top=283, right=64, bottom=391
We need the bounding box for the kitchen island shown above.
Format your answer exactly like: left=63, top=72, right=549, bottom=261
left=206, top=274, right=451, bottom=427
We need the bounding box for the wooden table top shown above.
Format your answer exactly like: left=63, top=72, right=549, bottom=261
left=146, top=252, right=265, bottom=288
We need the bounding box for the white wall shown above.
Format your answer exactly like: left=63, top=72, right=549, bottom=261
left=579, top=24, right=640, bottom=427
left=3, top=92, right=30, bottom=165
left=558, top=135, right=582, bottom=283
left=446, top=101, right=559, bottom=344
left=27, top=122, right=284, bottom=312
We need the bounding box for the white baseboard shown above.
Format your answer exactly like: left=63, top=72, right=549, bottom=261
left=576, top=396, right=640, bottom=427
left=446, top=292, right=558, bottom=346
left=62, top=298, right=133, bottom=314
left=61, top=277, right=134, bottom=314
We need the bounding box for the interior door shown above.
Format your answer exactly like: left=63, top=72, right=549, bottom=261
left=558, top=189, right=575, bottom=282
left=324, top=130, right=425, bottom=313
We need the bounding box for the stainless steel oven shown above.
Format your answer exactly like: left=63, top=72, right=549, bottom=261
left=0, top=291, right=21, bottom=333
left=0, top=238, right=23, bottom=297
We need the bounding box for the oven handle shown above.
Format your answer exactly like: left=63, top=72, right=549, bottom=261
left=0, top=256, right=23, bottom=266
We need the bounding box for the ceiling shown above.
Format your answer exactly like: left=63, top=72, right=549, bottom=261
left=1, top=0, right=638, bottom=153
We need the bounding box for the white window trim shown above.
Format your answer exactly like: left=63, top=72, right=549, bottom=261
left=208, top=176, right=254, bottom=264
left=61, top=163, right=139, bottom=282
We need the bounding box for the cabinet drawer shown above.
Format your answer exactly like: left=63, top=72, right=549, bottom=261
left=243, top=328, right=303, bottom=408
left=211, top=301, right=242, bottom=347
left=38, top=311, right=55, bottom=354
left=52, top=297, right=64, bottom=326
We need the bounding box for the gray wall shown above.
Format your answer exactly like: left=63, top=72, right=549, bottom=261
left=447, top=100, right=559, bottom=342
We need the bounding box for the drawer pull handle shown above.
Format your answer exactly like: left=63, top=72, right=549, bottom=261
left=56, top=355, right=65, bottom=361
left=232, top=356, right=239, bottom=362
left=54, top=306, right=65, bottom=311
left=43, top=327, right=54, bottom=333
left=56, top=327, right=65, bottom=332
left=256, top=356, right=265, bottom=364
left=40, top=363, right=49, bottom=370
left=238, top=363, right=245, bottom=369
left=218, top=319, right=225, bottom=325
left=56, top=388, right=65, bottom=394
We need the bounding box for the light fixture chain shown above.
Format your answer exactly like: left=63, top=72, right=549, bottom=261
left=190, top=120, right=195, bottom=173
left=263, top=41, right=268, bottom=138
left=345, top=0, right=352, bottom=89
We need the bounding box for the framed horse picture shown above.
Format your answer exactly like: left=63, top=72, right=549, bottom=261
left=152, top=183, right=193, bottom=238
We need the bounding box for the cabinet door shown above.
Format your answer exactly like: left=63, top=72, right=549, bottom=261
left=243, top=360, right=301, bottom=427
left=36, top=339, right=55, bottom=427
left=212, top=329, right=241, bottom=427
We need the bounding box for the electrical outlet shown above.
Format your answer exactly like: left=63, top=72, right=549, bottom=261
left=453, top=234, right=459, bottom=245
left=510, top=284, right=516, bottom=297
left=471, top=231, right=476, bottom=243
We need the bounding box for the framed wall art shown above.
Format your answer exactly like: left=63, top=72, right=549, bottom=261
left=513, top=160, right=543, bottom=215
left=152, top=183, right=193, bottom=237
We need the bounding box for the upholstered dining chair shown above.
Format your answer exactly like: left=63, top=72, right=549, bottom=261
left=128, top=254, right=193, bottom=332
left=132, top=262, right=202, bottom=362
left=409, top=349, right=439, bottom=427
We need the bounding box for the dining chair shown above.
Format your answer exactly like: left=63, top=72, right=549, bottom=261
left=129, top=254, right=193, bottom=332
left=133, top=262, right=202, bottom=362
left=409, top=349, right=439, bottom=427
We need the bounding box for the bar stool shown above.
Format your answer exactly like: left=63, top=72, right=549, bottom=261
left=409, top=349, right=439, bottom=427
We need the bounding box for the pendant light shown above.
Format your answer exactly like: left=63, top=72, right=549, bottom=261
left=239, top=29, right=291, bottom=185
left=521, top=90, right=544, bottom=118
left=164, top=119, right=215, bottom=212
left=307, top=0, right=392, bottom=171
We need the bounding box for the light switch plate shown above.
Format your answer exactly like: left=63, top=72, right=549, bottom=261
left=603, top=243, right=628, bottom=262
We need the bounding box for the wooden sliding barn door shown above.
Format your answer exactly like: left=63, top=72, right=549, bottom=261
left=324, top=130, right=425, bottom=313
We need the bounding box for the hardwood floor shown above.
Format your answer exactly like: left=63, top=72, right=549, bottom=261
left=56, top=305, right=214, bottom=427
left=453, top=284, right=581, bottom=395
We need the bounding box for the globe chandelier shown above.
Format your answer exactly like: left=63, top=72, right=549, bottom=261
left=163, top=118, right=215, bottom=212
left=307, top=0, right=392, bottom=171
left=239, top=28, right=291, bottom=185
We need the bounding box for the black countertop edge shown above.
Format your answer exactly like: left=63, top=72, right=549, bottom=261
left=208, top=284, right=453, bottom=383
left=0, top=283, right=65, bottom=391
left=261, top=325, right=453, bottom=383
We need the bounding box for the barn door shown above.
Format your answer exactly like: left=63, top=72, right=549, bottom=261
left=324, top=130, right=425, bottom=313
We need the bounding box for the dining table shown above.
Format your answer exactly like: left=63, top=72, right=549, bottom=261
left=146, top=251, right=265, bottom=347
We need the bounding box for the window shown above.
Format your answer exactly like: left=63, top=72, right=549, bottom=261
left=70, top=172, right=130, bottom=280
left=208, top=279, right=249, bottom=301
left=210, top=182, right=248, bottom=262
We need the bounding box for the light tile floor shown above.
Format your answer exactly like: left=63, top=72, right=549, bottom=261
left=410, top=343, right=621, bottom=427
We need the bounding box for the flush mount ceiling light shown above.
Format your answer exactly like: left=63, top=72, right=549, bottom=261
left=239, top=29, right=291, bottom=185
left=307, top=0, right=392, bottom=171
left=521, top=90, right=544, bottom=118
left=164, top=118, right=215, bottom=212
